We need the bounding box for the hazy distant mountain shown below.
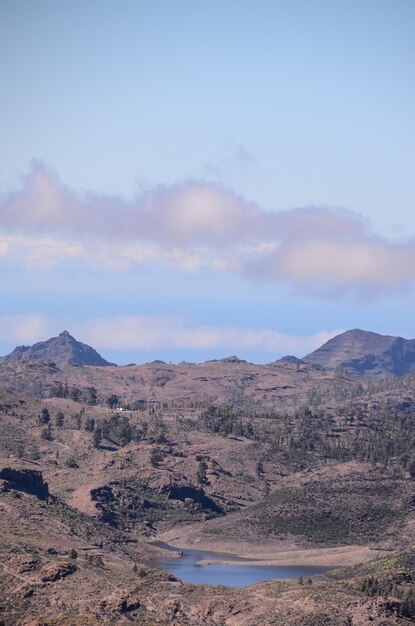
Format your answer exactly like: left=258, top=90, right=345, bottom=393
left=205, top=355, right=247, bottom=364
left=275, top=355, right=305, bottom=365
left=303, top=329, right=415, bottom=377
left=4, top=330, right=114, bottom=366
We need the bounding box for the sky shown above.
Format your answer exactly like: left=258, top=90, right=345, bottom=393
left=1, top=0, right=415, bottom=364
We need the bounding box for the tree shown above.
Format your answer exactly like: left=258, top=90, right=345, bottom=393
left=196, top=460, right=208, bottom=485
left=106, top=394, right=119, bottom=409
left=256, top=460, right=264, bottom=477
left=401, top=588, right=415, bottom=618
left=75, top=413, right=82, bottom=429
left=100, top=414, right=132, bottom=446
left=41, top=423, right=53, bottom=441
left=85, top=416, right=95, bottom=432
left=68, top=548, right=78, bottom=559
left=65, top=456, right=79, bottom=468
left=55, top=411, right=65, bottom=428
left=70, top=387, right=82, bottom=402
left=150, top=447, right=163, bottom=467
left=147, top=415, right=167, bottom=444
left=408, top=457, right=415, bottom=479
left=83, top=387, right=97, bottom=405
left=93, top=427, right=102, bottom=449
left=38, top=407, right=50, bottom=425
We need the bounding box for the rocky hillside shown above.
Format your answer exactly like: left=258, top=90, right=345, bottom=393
left=2, top=353, right=415, bottom=623
left=304, top=329, right=415, bottom=377
left=3, top=330, right=114, bottom=366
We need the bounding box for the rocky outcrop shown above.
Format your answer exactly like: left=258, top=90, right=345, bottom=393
left=0, top=467, right=49, bottom=499
left=97, top=591, right=141, bottom=616
left=39, top=562, right=77, bottom=582
left=4, top=330, right=114, bottom=366
left=89, top=479, right=223, bottom=532
left=90, top=484, right=151, bottom=527
left=304, top=329, right=415, bottom=377
left=162, top=483, right=223, bottom=514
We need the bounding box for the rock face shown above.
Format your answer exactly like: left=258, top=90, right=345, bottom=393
left=97, top=592, right=141, bottom=617
left=39, top=562, right=77, bottom=582
left=3, top=330, right=114, bottom=366
left=0, top=467, right=50, bottom=499
left=304, top=329, right=415, bottom=377
left=163, top=483, right=223, bottom=514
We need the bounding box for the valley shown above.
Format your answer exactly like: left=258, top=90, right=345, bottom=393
left=2, top=330, right=415, bottom=624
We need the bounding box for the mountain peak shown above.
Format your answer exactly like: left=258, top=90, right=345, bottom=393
left=304, top=329, right=415, bottom=377
left=59, top=330, right=72, bottom=338
left=4, top=332, right=114, bottom=367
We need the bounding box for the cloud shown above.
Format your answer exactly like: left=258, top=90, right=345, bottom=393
left=0, top=312, right=342, bottom=359
left=0, top=240, right=9, bottom=255
left=1, top=161, right=263, bottom=245
left=1, top=162, right=362, bottom=246
left=1, top=162, right=415, bottom=295
left=0, top=314, right=50, bottom=344
left=246, top=237, right=415, bottom=295
left=0, top=233, right=170, bottom=271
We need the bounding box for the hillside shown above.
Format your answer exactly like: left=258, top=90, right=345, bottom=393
left=3, top=330, right=114, bottom=367
left=2, top=332, right=415, bottom=623
left=304, top=328, right=415, bottom=377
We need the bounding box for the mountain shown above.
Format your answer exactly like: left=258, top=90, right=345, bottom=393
left=303, top=328, right=415, bottom=377
left=274, top=355, right=305, bottom=364
left=3, top=330, right=114, bottom=366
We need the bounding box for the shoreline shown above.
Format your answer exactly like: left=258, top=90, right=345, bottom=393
left=195, top=558, right=332, bottom=568
left=157, top=530, right=388, bottom=567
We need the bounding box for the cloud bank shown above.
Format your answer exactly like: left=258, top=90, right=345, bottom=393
left=0, top=162, right=413, bottom=295
left=0, top=313, right=342, bottom=360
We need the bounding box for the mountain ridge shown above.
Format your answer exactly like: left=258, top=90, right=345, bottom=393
left=3, top=327, right=415, bottom=376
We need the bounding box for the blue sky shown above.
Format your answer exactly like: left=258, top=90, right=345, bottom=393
left=1, top=0, right=415, bottom=363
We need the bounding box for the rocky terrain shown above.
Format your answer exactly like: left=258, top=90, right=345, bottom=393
left=2, top=330, right=415, bottom=623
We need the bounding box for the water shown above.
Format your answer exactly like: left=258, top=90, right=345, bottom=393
left=148, top=542, right=331, bottom=588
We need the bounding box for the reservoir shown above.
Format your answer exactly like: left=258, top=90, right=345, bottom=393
left=149, top=542, right=331, bottom=588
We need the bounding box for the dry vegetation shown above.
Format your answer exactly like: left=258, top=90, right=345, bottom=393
left=2, top=356, right=415, bottom=623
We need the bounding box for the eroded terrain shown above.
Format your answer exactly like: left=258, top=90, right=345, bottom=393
left=2, top=355, right=415, bottom=624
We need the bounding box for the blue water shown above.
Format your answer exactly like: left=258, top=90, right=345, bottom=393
left=149, top=542, right=331, bottom=588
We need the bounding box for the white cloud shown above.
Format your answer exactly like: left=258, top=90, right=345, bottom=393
left=0, top=312, right=342, bottom=359
left=246, top=237, right=415, bottom=293
left=0, top=314, right=50, bottom=344
left=0, top=234, right=162, bottom=271
left=0, top=240, right=9, bottom=255
left=0, top=162, right=262, bottom=245
left=1, top=162, right=415, bottom=296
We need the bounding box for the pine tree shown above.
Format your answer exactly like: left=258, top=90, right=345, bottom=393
left=38, top=407, right=50, bottom=425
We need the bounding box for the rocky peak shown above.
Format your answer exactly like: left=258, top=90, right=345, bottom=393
left=3, top=331, right=115, bottom=367
left=304, top=329, right=415, bottom=377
